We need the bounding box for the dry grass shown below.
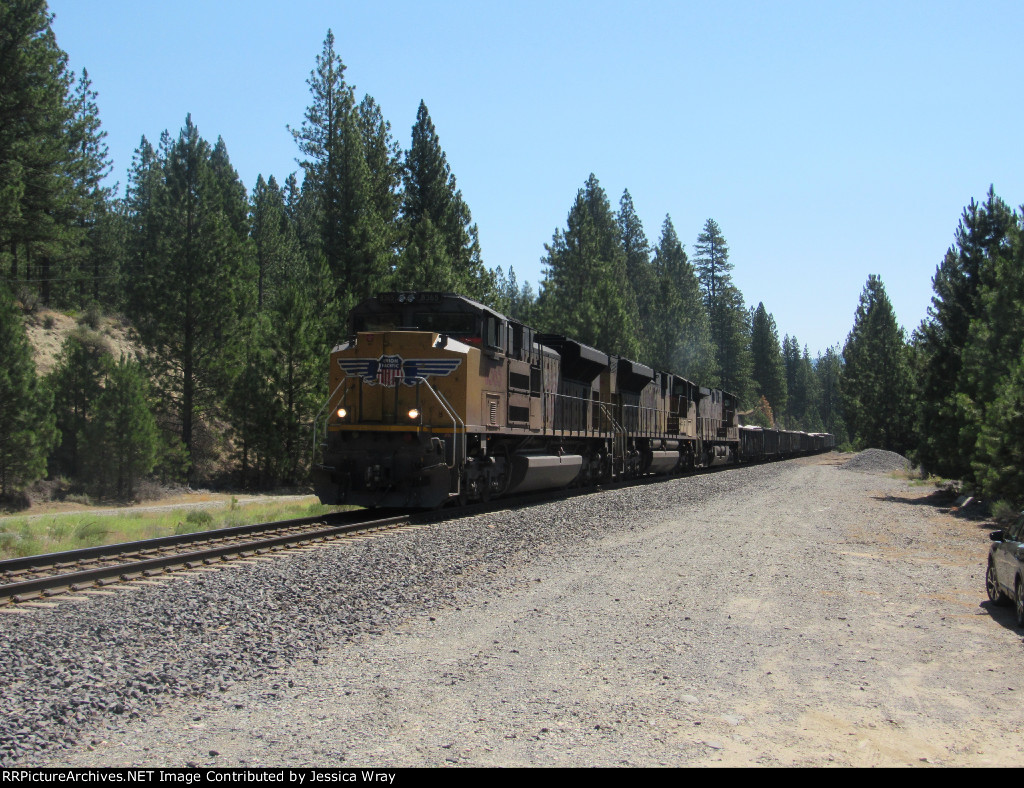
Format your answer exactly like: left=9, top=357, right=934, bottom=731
left=0, top=496, right=354, bottom=560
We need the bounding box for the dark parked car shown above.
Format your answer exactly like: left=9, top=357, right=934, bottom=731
left=987, top=513, right=1024, bottom=626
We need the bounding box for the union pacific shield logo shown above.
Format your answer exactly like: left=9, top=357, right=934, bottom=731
left=376, top=355, right=402, bottom=387
left=338, top=355, right=461, bottom=387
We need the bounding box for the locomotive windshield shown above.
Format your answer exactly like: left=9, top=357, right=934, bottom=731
left=352, top=311, right=478, bottom=336
left=349, top=293, right=490, bottom=339
left=413, top=312, right=477, bottom=335
left=352, top=314, right=401, bottom=332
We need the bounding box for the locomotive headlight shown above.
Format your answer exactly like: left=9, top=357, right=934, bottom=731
left=407, top=408, right=421, bottom=420
left=336, top=407, right=348, bottom=419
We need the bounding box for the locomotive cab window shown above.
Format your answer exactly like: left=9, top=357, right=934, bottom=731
left=485, top=316, right=507, bottom=351
left=414, top=312, right=478, bottom=336
left=353, top=314, right=400, bottom=332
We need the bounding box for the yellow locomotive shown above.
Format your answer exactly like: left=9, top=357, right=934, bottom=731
left=312, top=292, right=830, bottom=508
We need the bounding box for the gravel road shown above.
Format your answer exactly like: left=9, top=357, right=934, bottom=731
left=8, top=452, right=1024, bottom=767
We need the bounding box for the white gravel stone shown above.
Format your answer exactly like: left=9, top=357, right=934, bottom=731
left=840, top=448, right=911, bottom=474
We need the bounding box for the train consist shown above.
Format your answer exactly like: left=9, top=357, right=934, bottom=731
left=312, top=292, right=834, bottom=508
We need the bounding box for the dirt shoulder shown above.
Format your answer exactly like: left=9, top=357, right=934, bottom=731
left=30, top=454, right=1024, bottom=767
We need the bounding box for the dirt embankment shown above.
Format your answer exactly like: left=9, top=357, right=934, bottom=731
left=24, top=308, right=137, bottom=377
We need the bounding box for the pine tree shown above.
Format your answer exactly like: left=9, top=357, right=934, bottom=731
left=267, top=283, right=324, bottom=484
left=339, top=105, right=395, bottom=303
left=227, top=315, right=282, bottom=488
left=538, top=175, right=640, bottom=358
left=492, top=266, right=515, bottom=316
left=251, top=174, right=304, bottom=312
left=63, top=68, right=114, bottom=307
left=958, top=199, right=1024, bottom=497
left=126, top=116, right=251, bottom=478
left=290, top=30, right=353, bottom=296
left=916, top=188, right=1017, bottom=479
left=815, top=345, right=848, bottom=445
left=235, top=172, right=325, bottom=487
left=0, top=0, right=75, bottom=305
left=0, top=284, right=56, bottom=499
left=397, top=101, right=491, bottom=300
left=46, top=327, right=110, bottom=478
left=749, top=303, right=787, bottom=420
left=796, top=345, right=823, bottom=431
left=356, top=93, right=402, bottom=272
left=618, top=190, right=652, bottom=359
left=291, top=33, right=400, bottom=325
left=840, top=275, right=914, bottom=452
left=782, top=335, right=801, bottom=427
left=649, top=215, right=714, bottom=381
left=694, top=218, right=752, bottom=400
left=81, top=355, right=160, bottom=500
left=123, top=134, right=165, bottom=321
left=694, top=218, right=732, bottom=324
left=282, top=171, right=335, bottom=319
left=974, top=354, right=1024, bottom=502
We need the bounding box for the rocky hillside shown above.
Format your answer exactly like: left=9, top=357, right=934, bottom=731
left=23, top=307, right=139, bottom=377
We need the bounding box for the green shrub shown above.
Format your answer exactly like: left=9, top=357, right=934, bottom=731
left=79, top=303, right=102, bottom=330
left=185, top=509, right=213, bottom=526
left=991, top=500, right=1019, bottom=525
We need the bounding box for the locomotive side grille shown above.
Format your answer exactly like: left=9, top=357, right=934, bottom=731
left=509, top=405, right=530, bottom=424
left=509, top=371, right=531, bottom=391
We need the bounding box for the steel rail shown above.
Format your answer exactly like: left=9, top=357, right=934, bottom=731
left=0, top=508, right=384, bottom=576
left=0, top=512, right=408, bottom=603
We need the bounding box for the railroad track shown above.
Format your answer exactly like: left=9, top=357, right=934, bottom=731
left=1, top=456, right=826, bottom=608
left=0, top=481, right=603, bottom=606
left=0, top=509, right=411, bottom=606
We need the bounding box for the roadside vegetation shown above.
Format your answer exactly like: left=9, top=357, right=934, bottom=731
left=0, top=497, right=349, bottom=560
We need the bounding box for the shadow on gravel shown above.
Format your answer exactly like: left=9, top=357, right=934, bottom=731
left=872, top=490, right=998, bottom=530
left=872, top=491, right=952, bottom=507
left=979, top=599, right=1024, bottom=638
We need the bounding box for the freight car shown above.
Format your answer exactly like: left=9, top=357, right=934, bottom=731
left=312, top=292, right=834, bottom=508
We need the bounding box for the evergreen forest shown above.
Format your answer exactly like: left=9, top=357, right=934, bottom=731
left=3, top=4, right=1023, bottom=509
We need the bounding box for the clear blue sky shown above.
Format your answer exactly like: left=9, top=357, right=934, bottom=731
left=48, top=0, right=1023, bottom=356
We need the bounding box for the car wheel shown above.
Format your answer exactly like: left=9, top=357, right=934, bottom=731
left=988, top=562, right=1010, bottom=606
left=1016, top=578, right=1024, bottom=628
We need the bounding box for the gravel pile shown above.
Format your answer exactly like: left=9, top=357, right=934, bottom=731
left=0, top=467, right=758, bottom=766
left=840, top=448, right=910, bottom=474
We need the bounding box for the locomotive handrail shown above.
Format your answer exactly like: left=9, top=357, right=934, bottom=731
left=550, top=391, right=599, bottom=436
left=311, top=379, right=349, bottom=469
left=598, top=402, right=627, bottom=475
left=548, top=391, right=672, bottom=439
left=409, top=375, right=465, bottom=499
